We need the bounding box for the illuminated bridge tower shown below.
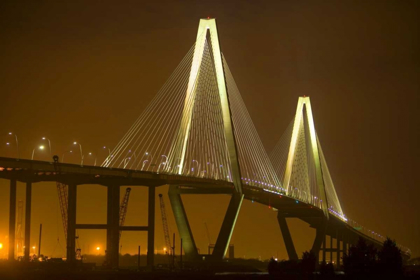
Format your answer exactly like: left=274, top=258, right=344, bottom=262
left=271, top=96, right=346, bottom=263
left=168, top=18, right=244, bottom=261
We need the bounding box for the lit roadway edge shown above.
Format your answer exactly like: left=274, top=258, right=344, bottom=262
left=0, top=157, right=410, bottom=259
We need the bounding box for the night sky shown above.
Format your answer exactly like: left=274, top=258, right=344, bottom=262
left=0, top=0, right=418, bottom=260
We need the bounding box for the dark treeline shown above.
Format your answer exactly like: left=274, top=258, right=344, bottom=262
left=268, top=237, right=414, bottom=279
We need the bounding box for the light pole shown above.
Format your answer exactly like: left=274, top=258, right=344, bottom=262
left=144, top=152, right=153, bottom=163
left=32, top=145, right=45, bottom=160
left=157, top=155, right=168, bottom=173
left=122, top=157, right=131, bottom=168
left=41, top=137, right=52, bottom=159
left=88, top=152, right=97, bottom=166
left=61, top=150, right=73, bottom=163
left=191, top=160, right=200, bottom=175
left=141, top=160, right=149, bottom=170
left=103, top=146, right=111, bottom=158
left=73, top=142, right=84, bottom=165
left=141, top=152, right=153, bottom=171
left=8, top=132, right=19, bottom=159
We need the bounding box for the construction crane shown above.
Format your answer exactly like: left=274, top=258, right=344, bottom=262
left=56, top=181, right=68, bottom=241
left=158, top=194, right=172, bottom=256
left=119, top=188, right=131, bottom=250
left=53, top=155, right=80, bottom=259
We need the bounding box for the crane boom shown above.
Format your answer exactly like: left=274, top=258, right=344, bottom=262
left=158, top=194, right=172, bottom=255
left=119, top=188, right=131, bottom=242
left=56, top=182, right=68, bottom=241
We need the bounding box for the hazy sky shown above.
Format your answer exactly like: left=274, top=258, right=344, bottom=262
left=0, top=0, right=418, bottom=260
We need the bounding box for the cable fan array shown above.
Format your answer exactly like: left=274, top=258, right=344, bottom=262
left=269, top=107, right=346, bottom=221
left=102, top=32, right=281, bottom=190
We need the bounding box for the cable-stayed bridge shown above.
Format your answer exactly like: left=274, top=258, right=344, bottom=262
left=0, top=18, right=410, bottom=268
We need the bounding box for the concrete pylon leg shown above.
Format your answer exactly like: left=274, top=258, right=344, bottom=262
left=277, top=214, right=298, bottom=260
left=212, top=193, right=243, bottom=260
left=24, top=182, right=32, bottom=261
left=330, top=235, right=333, bottom=263
left=67, top=183, right=77, bottom=263
left=311, top=218, right=327, bottom=264
left=111, top=185, right=120, bottom=268
left=8, top=179, right=17, bottom=261
left=168, top=186, right=198, bottom=260
left=337, top=233, right=341, bottom=267
left=107, top=185, right=120, bottom=269
left=147, top=186, right=155, bottom=267
left=106, top=185, right=112, bottom=264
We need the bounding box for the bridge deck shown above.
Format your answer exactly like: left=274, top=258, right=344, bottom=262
left=0, top=157, right=406, bottom=258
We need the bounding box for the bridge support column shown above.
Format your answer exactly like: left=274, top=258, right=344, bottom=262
left=106, top=185, right=120, bottom=269
left=67, top=183, right=77, bottom=263
left=212, top=193, right=243, bottom=260
left=168, top=186, right=198, bottom=261
left=310, top=217, right=327, bottom=264
left=24, top=182, right=32, bottom=261
left=322, top=234, right=326, bottom=262
left=330, top=235, right=333, bottom=263
left=147, top=186, right=155, bottom=267
left=343, top=235, right=348, bottom=256
left=277, top=214, right=298, bottom=260
left=337, top=232, right=341, bottom=267
left=8, top=179, right=17, bottom=261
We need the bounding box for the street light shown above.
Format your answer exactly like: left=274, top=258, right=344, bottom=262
left=73, top=142, right=84, bottom=165
left=122, top=157, right=131, bottom=169
left=32, top=145, right=45, bottom=160
left=141, top=160, right=149, bottom=170
left=103, top=146, right=111, bottom=165
left=61, top=150, right=73, bottom=163
left=88, top=152, right=97, bottom=166
left=157, top=155, right=168, bottom=173
left=41, top=137, right=52, bottom=159
left=7, top=132, right=19, bottom=159
left=192, top=160, right=200, bottom=175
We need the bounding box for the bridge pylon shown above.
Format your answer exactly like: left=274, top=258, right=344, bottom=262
left=168, top=18, right=243, bottom=261
left=283, top=96, right=329, bottom=218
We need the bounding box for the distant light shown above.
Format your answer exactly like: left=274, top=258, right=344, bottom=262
left=6, top=143, right=10, bottom=146
left=0, top=243, right=3, bottom=249
left=8, top=132, right=12, bottom=135
left=103, top=146, right=106, bottom=149
left=32, top=246, right=35, bottom=249
left=89, top=152, right=92, bottom=155
left=42, top=137, right=46, bottom=140
left=164, top=247, right=167, bottom=251
left=96, top=247, right=100, bottom=251
left=70, top=150, right=73, bottom=153
left=296, top=201, right=299, bottom=203
left=145, top=152, right=149, bottom=155
left=39, top=146, right=45, bottom=150
left=73, top=142, right=77, bottom=145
